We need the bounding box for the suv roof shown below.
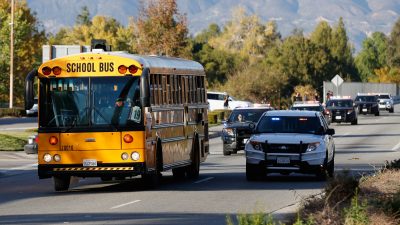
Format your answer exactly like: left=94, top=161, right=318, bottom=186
left=292, top=101, right=321, bottom=107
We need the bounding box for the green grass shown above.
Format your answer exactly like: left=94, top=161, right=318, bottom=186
left=0, top=131, right=36, bottom=151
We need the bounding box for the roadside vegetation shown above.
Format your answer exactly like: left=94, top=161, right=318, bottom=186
left=0, top=130, right=36, bottom=151
left=225, top=162, right=400, bottom=225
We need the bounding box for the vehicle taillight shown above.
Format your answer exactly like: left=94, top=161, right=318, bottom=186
left=123, top=134, right=133, bottom=143
left=35, top=136, right=39, bottom=143
left=49, top=136, right=58, bottom=145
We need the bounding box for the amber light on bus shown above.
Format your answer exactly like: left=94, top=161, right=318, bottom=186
left=52, top=66, right=62, bottom=75
left=129, top=65, right=138, bottom=74
left=123, top=134, right=134, bottom=143
left=118, top=65, right=127, bottom=74
left=49, top=136, right=58, bottom=145
left=42, top=67, right=52, bottom=75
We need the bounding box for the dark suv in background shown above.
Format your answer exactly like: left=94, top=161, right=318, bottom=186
left=326, top=97, right=358, bottom=125
left=221, top=106, right=273, bottom=156
left=354, top=94, right=380, bottom=116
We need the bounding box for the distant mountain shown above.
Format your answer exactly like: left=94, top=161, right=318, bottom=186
left=26, top=0, right=400, bottom=52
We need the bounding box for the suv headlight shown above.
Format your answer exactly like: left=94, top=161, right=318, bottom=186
left=223, top=128, right=234, bottom=136
left=249, top=140, right=263, bottom=151
left=347, top=109, right=354, bottom=114
left=306, top=142, right=321, bottom=152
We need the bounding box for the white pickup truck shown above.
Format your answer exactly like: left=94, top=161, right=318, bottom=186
left=207, top=91, right=253, bottom=111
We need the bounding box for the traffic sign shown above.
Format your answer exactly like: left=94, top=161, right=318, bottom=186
left=331, top=74, right=343, bottom=87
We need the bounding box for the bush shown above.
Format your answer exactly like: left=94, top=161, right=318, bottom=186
left=213, top=109, right=232, bottom=121
left=0, top=107, right=26, bottom=117
left=208, top=112, right=218, bottom=124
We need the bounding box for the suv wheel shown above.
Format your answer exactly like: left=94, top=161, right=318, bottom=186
left=351, top=118, right=358, bottom=125
left=223, top=147, right=231, bottom=156
left=375, top=110, right=380, bottom=116
left=390, top=108, right=394, bottom=113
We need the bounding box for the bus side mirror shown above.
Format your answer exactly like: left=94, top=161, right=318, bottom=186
left=25, top=69, right=37, bottom=110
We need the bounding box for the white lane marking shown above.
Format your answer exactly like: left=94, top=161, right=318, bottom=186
left=111, top=200, right=141, bottom=209
left=391, top=141, right=400, bottom=151
left=0, top=163, right=37, bottom=171
left=193, top=176, right=214, bottom=184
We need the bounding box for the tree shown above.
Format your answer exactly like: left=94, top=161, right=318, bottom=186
left=135, top=0, right=189, bottom=57
left=76, top=6, right=91, bottom=26
left=222, top=61, right=288, bottom=104
left=209, top=7, right=281, bottom=62
left=330, top=18, right=358, bottom=81
left=0, top=0, right=46, bottom=106
left=387, top=17, right=400, bottom=68
left=49, top=14, right=136, bottom=53
left=355, top=32, right=388, bottom=81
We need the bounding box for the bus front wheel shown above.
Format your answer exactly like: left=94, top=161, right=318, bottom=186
left=53, top=176, right=70, bottom=191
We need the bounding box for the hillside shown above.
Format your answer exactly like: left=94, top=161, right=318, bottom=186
left=26, top=0, right=400, bottom=52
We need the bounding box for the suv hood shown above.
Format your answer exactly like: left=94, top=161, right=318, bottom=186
left=251, top=133, right=323, bottom=144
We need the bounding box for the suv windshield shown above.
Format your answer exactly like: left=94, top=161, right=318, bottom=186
left=39, top=76, right=142, bottom=131
left=257, top=116, right=321, bottom=134
left=377, top=95, right=390, bottom=99
left=326, top=100, right=353, bottom=107
left=355, top=96, right=376, bottom=102
left=228, top=109, right=269, bottom=123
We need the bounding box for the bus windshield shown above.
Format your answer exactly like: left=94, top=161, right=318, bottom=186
left=39, top=76, right=142, bottom=131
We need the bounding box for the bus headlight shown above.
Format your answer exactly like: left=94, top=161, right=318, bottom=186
left=43, top=154, right=52, bottom=162
left=131, top=152, right=140, bottom=161
left=121, top=152, right=129, bottom=160
left=53, top=154, right=61, bottom=162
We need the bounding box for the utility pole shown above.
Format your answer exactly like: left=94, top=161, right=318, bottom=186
left=9, top=0, right=14, bottom=109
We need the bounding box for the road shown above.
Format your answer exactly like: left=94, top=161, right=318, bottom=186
left=1, top=107, right=400, bottom=225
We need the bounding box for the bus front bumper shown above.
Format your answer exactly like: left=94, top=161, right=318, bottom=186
left=38, top=163, right=145, bottom=179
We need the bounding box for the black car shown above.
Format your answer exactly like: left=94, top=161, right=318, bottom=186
left=290, top=101, right=331, bottom=124
left=221, top=107, right=273, bottom=156
left=326, top=98, right=358, bottom=125
left=354, top=94, right=379, bottom=116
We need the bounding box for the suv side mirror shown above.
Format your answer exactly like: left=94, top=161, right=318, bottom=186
left=326, top=128, right=335, bottom=135
left=249, top=123, right=256, bottom=133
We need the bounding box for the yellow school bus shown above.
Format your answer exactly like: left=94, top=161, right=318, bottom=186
left=25, top=49, right=209, bottom=191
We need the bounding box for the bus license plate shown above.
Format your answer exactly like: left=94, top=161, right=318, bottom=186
left=277, top=157, right=290, bottom=164
left=83, top=159, right=97, bottom=167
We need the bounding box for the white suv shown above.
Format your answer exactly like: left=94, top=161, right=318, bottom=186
left=207, top=91, right=252, bottom=111
left=376, top=93, right=394, bottom=113
left=245, top=110, right=335, bottom=180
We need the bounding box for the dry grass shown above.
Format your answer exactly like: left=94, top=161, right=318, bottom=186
left=296, top=170, right=400, bottom=225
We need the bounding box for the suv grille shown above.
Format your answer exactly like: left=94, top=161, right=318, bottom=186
left=262, top=143, right=308, bottom=154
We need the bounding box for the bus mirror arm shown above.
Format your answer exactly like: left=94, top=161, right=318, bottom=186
left=25, top=69, right=38, bottom=110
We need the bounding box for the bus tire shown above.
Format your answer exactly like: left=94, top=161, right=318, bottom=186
left=187, top=135, right=200, bottom=179
left=53, top=176, right=70, bottom=191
